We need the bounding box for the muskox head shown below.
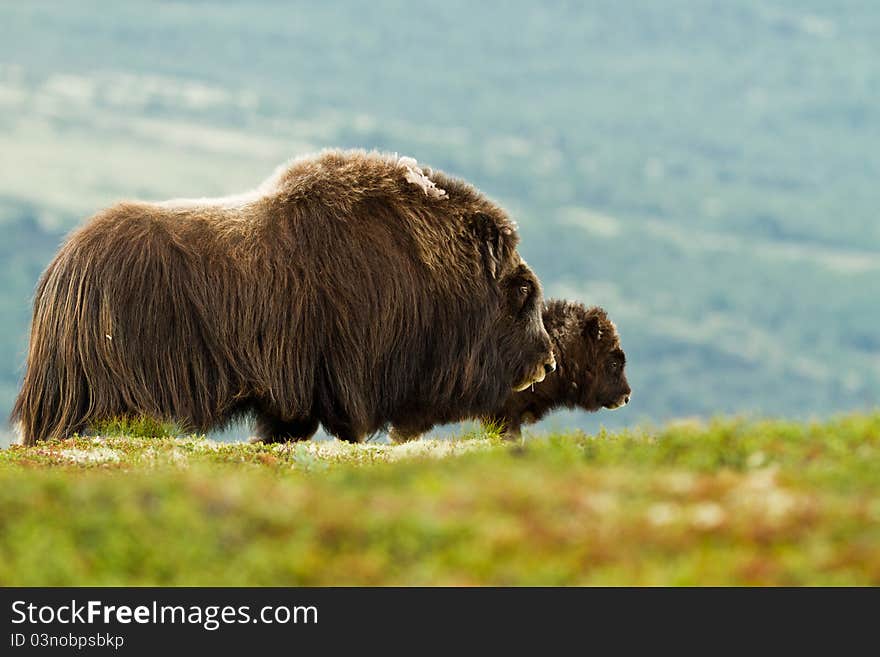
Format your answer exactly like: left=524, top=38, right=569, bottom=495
left=570, top=307, right=631, bottom=411
left=589, top=320, right=631, bottom=410
left=470, top=212, right=556, bottom=394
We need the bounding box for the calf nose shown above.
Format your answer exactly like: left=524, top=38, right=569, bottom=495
left=544, top=359, right=556, bottom=374
left=624, top=395, right=630, bottom=405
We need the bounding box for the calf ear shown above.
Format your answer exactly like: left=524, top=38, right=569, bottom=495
left=583, top=316, right=602, bottom=341
left=471, top=212, right=507, bottom=279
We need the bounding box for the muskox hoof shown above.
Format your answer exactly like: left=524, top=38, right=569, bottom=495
left=501, top=430, right=523, bottom=443
left=388, top=426, right=422, bottom=444
left=253, top=414, right=319, bottom=444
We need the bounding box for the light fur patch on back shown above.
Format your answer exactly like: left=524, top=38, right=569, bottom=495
left=398, top=155, right=447, bottom=199
left=155, top=187, right=264, bottom=210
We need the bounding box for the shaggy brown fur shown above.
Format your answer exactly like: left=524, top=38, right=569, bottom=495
left=390, top=299, right=630, bottom=442
left=12, top=150, right=555, bottom=445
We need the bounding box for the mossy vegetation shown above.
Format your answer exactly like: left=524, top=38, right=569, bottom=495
left=1, top=413, right=878, bottom=585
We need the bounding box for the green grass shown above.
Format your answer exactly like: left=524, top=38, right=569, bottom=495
left=1, top=414, right=879, bottom=585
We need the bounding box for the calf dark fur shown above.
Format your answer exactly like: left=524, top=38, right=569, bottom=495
left=486, top=300, right=631, bottom=439
left=12, top=150, right=555, bottom=445
left=391, top=299, right=630, bottom=442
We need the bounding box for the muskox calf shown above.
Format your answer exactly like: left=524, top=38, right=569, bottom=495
left=12, top=150, right=556, bottom=445
left=391, top=299, right=630, bottom=441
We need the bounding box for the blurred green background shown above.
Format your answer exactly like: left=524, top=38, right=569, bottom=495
left=1, top=1, right=877, bottom=444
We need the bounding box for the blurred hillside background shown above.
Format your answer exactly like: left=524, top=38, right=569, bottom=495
left=0, top=1, right=877, bottom=444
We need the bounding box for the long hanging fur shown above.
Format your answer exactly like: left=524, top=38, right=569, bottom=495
left=11, top=150, right=553, bottom=445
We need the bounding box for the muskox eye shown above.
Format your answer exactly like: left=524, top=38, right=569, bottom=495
left=510, top=281, right=532, bottom=314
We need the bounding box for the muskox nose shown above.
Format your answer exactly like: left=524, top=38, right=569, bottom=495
left=544, top=359, right=556, bottom=375
left=623, top=395, right=631, bottom=405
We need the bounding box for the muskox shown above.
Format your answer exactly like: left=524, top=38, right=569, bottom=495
left=390, top=300, right=630, bottom=441
left=11, top=150, right=556, bottom=445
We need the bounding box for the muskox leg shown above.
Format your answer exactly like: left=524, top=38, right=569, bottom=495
left=320, top=417, right=368, bottom=444
left=502, top=423, right=523, bottom=442
left=388, top=425, right=421, bottom=444
left=387, top=418, right=437, bottom=444
left=253, top=413, right=319, bottom=444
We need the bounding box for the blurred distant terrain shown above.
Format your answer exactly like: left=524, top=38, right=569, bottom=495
left=1, top=1, right=878, bottom=442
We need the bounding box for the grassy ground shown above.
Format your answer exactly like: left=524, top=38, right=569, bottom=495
left=1, top=414, right=878, bottom=585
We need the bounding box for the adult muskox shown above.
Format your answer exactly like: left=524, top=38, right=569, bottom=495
left=12, top=150, right=556, bottom=445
